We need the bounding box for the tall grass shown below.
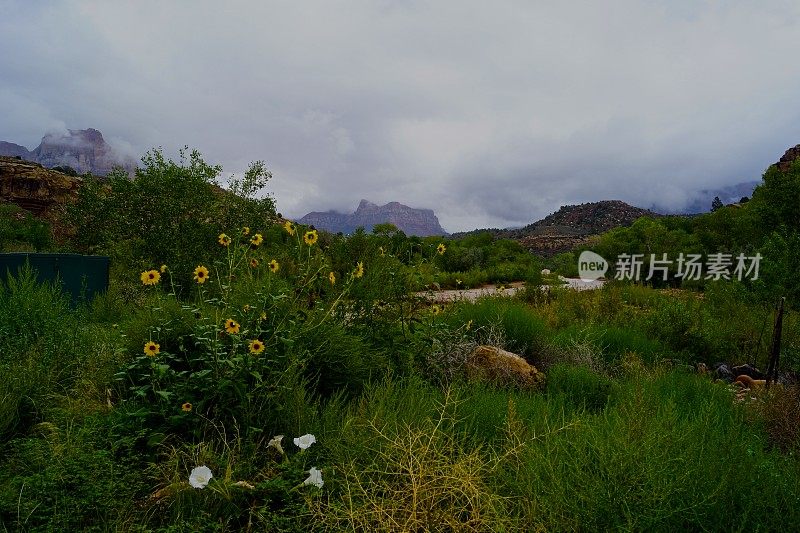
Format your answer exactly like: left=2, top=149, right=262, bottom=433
left=0, top=267, right=92, bottom=437
left=311, top=373, right=800, bottom=531
left=450, top=297, right=549, bottom=359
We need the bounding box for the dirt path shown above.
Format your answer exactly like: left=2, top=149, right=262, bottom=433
left=417, top=277, right=606, bottom=303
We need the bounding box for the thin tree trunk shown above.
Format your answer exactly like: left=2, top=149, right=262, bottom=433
left=766, top=297, right=786, bottom=389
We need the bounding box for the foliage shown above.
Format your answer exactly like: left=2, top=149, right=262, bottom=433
left=0, top=202, right=51, bottom=251
left=116, top=223, right=369, bottom=440
left=67, top=148, right=276, bottom=289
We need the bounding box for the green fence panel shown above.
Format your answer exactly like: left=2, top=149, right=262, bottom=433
left=0, top=253, right=110, bottom=306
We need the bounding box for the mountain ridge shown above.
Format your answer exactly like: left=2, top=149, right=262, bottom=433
left=453, top=200, right=659, bottom=257
left=298, top=199, right=448, bottom=237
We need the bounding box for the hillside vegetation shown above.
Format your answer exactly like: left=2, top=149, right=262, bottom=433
left=1, top=148, right=799, bottom=531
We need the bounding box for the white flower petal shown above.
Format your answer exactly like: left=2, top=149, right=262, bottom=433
left=303, top=466, right=324, bottom=488
left=189, top=465, right=213, bottom=489
left=293, top=433, right=316, bottom=450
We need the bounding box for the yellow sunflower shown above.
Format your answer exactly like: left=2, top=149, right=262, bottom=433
left=354, top=261, right=364, bottom=279
left=143, top=341, right=160, bottom=357
left=437, top=243, right=446, bottom=255
left=250, top=233, right=263, bottom=247
left=242, top=226, right=250, bottom=236
left=432, top=304, right=442, bottom=315
left=181, top=402, right=193, bottom=412
left=160, top=264, right=168, bottom=273
left=140, top=269, right=161, bottom=286
left=250, top=258, right=259, bottom=268
left=194, top=265, right=209, bottom=284
left=269, top=259, right=280, bottom=273
left=218, top=233, right=231, bottom=247
left=224, top=319, right=240, bottom=334
left=242, top=304, right=251, bottom=312
left=328, top=271, right=336, bottom=285
left=249, top=339, right=265, bottom=354
left=303, top=229, right=318, bottom=246
left=283, top=220, right=295, bottom=236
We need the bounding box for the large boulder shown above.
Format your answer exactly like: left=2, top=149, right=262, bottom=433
left=465, top=345, right=545, bottom=389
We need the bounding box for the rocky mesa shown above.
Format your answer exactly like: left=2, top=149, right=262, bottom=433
left=298, top=199, right=448, bottom=237
left=0, top=128, right=135, bottom=176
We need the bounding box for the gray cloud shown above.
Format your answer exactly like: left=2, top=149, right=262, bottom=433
left=2, top=0, right=800, bottom=231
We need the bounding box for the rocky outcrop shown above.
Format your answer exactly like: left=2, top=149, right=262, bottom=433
left=455, top=200, right=657, bottom=257
left=465, top=345, right=545, bottom=389
left=776, top=144, right=800, bottom=172
left=0, top=128, right=135, bottom=176
left=298, top=199, right=448, bottom=236
left=0, top=156, right=82, bottom=216
left=511, top=200, right=658, bottom=238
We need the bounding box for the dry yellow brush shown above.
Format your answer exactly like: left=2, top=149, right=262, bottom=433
left=311, top=391, right=528, bottom=532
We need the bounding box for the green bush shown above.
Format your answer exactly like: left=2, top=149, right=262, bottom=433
left=550, top=324, right=668, bottom=365
left=546, top=364, right=613, bottom=411
left=451, top=298, right=549, bottom=358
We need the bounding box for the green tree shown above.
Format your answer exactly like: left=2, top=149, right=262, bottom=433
left=750, top=159, right=800, bottom=235
left=68, top=148, right=276, bottom=281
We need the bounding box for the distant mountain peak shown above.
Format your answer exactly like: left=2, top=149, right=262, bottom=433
left=356, top=199, right=378, bottom=211
left=0, top=128, right=135, bottom=176
left=299, top=200, right=447, bottom=236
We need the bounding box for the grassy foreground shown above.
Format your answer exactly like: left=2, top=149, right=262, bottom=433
left=1, top=227, right=799, bottom=532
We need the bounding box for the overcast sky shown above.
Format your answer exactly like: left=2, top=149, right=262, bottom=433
left=2, top=1, right=800, bottom=232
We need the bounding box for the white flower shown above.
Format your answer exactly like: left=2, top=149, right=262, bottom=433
left=189, top=465, right=213, bottom=489
left=268, top=434, right=285, bottom=455
left=293, top=433, right=316, bottom=450
left=303, top=466, right=324, bottom=488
